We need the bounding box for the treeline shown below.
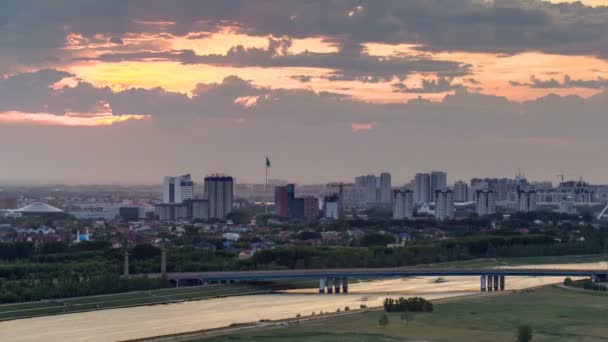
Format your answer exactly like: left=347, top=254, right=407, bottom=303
left=384, top=297, right=433, bottom=313
left=564, top=278, right=608, bottom=292
left=0, top=241, right=111, bottom=261
left=0, top=275, right=167, bottom=303
left=251, top=235, right=598, bottom=270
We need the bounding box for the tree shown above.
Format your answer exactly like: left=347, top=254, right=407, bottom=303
left=400, top=308, right=412, bottom=325
left=379, top=313, right=389, bottom=328
left=226, top=208, right=253, bottom=224
left=517, top=325, right=533, bottom=342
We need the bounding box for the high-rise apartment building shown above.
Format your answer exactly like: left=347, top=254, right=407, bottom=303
left=379, top=172, right=392, bottom=205
left=393, top=188, right=414, bottom=220
left=454, top=180, right=469, bottom=202
left=517, top=188, right=537, bottom=213
left=476, top=188, right=496, bottom=216
left=414, top=173, right=431, bottom=204
left=430, top=171, right=447, bottom=195
left=364, top=174, right=377, bottom=205
left=354, top=173, right=392, bottom=207
left=204, top=175, right=234, bottom=220
left=163, top=174, right=194, bottom=204
left=434, top=188, right=454, bottom=221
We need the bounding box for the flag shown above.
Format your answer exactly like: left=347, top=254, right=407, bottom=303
left=266, top=156, right=271, bottom=168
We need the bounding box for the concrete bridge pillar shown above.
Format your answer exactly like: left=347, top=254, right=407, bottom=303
left=334, top=277, right=342, bottom=294
left=342, top=277, right=348, bottom=293
left=327, top=277, right=334, bottom=294
left=160, top=245, right=167, bottom=277
left=123, top=250, right=129, bottom=276
left=487, top=275, right=493, bottom=291
left=319, top=278, right=326, bottom=294
left=493, top=275, right=499, bottom=291
left=480, top=275, right=487, bottom=292
left=500, top=275, right=505, bottom=291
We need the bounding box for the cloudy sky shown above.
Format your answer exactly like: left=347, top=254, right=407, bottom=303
left=1, top=0, right=608, bottom=185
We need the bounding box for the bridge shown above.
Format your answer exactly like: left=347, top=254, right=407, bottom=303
left=156, top=268, right=608, bottom=294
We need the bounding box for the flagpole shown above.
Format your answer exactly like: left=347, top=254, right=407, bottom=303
left=265, top=156, right=268, bottom=215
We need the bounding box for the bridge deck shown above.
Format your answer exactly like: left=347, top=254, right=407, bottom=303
left=153, top=268, right=606, bottom=281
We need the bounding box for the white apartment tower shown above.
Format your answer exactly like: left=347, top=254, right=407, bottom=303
left=393, top=188, right=414, bottom=220
left=434, top=188, right=455, bottom=221
left=162, top=174, right=194, bottom=204
left=476, top=188, right=497, bottom=216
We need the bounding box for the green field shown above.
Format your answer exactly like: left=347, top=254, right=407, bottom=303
left=202, top=286, right=608, bottom=342
left=0, top=283, right=269, bottom=321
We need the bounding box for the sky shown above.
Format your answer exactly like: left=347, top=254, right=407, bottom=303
left=1, top=0, right=608, bottom=185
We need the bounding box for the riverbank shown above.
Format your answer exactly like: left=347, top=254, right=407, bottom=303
left=199, top=286, right=608, bottom=342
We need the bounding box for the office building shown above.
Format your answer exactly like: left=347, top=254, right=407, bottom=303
left=204, top=175, right=234, bottom=220
left=434, top=188, right=454, bottom=221
left=430, top=171, right=447, bottom=195
left=302, top=196, right=320, bottom=219
left=275, top=185, right=319, bottom=219
left=517, top=189, right=537, bottom=213
left=454, top=180, right=469, bottom=202
left=274, top=184, right=295, bottom=217
left=393, top=188, right=414, bottom=220
left=189, top=199, right=210, bottom=220
left=156, top=202, right=189, bottom=221
left=163, top=174, right=194, bottom=204
left=559, top=197, right=577, bottom=215
left=476, top=188, right=496, bottom=216
left=414, top=173, right=431, bottom=204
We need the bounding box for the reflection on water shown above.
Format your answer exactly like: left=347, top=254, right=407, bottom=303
left=0, top=261, right=605, bottom=342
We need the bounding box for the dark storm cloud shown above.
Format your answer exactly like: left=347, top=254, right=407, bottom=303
left=392, top=77, right=465, bottom=93
left=0, top=69, right=72, bottom=113
left=75, top=38, right=471, bottom=83
left=510, top=74, right=608, bottom=89
left=3, top=0, right=608, bottom=64
left=6, top=69, right=608, bottom=142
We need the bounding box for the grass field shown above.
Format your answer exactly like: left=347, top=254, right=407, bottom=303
left=0, top=283, right=269, bottom=321
left=201, top=286, right=608, bottom=342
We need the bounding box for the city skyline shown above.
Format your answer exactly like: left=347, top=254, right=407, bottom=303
left=2, top=0, right=608, bottom=184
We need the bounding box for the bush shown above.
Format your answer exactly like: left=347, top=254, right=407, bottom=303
left=378, top=313, right=389, bottom=327
left=384, top=297, right=433, bottom=313
left=563, top=277, right=573, bottom=286
left=517, top=325, right=533, bottom=342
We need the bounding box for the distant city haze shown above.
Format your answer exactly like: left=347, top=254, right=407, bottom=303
left=1, top=0, right=608, bottom=185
